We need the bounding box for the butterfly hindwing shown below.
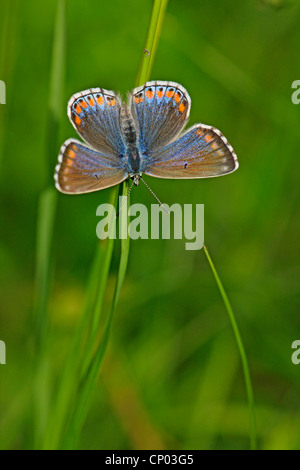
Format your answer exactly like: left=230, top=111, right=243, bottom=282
left=68, top=88, right=125, bottom=156
left=144, top=124, right=238, bottom=179
left=130, top=81, right=191, bottom=154
left=55, top=139, right=127, bottom=194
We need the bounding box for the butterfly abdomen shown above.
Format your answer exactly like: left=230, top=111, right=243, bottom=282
left=120, top=104, right=137, bottom=143
left=121, top=104, right=142, bottom=174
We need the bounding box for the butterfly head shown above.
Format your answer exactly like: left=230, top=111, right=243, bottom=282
left=130, top=174, right=142, bottom=186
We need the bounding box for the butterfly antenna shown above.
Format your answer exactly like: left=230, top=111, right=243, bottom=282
left=140, top=176, right=170, bottom=215
left=116, top=179, right=135, bottom=219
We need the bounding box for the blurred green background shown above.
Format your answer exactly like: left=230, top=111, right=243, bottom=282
left=1, top=0, right=300, bottom=450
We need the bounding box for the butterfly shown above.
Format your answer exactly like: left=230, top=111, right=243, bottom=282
left=54, top=81, right=238, bottom=194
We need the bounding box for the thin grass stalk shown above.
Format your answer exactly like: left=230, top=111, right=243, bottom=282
left=203, top=245, right=257, bottom=450
left=34, top=0, right=65, bottom=348
left=146, top=0, right=168, bottom=84
left=81, top=183, right=127, bottom=376
left=135, top=0, right=168, bottom=87
left=62, top=181, right=130, bottom=449
left=41, top=187, right=118, bottom=449
left=33, top=0, right=65, bottom=447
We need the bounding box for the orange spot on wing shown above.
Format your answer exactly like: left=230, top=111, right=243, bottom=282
left=111, top=98, right=116, bottom=106
left=80, top=101, right=87, bottom=108
left=174, top=92, right=181, bottom=103
left=88, top=98, right=95, bottom=107
left=157, top=90, right=163, bottom=99
left=166, top=90, right=174, bottom=98
left=75, top=115, right=81, bottom=126
left=65, top=152, right=74, bottom=168
left=134, top=95, right=144, bottom=103
left=146, top=89, right=154, bottom=99
left=197, top=128, right=204, bottom=136
left=211, top=143, right=217, bottom=150
left=97, top=96, right=104, bottom=105
left=204, top=134, right=213, bottom=143
left=75, top=104, right=81, bottom=114
left=179, top=103, right=185, bottom=113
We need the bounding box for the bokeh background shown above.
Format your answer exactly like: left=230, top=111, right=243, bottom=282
left=0, top=0, right=300, bottom=450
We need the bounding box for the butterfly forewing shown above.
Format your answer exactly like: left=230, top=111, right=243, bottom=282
left=55, top=139, right=127, bottom=194
left=68, top=88, right=125, bottom=156
left=130, top=81, right=191, bottom=154
left=144, top=124, right=238, bottom=179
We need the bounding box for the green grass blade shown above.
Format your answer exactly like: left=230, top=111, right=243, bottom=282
left=45, top=0, right=66, bottom=181
left=135, top=0, right=168, bottom=87
left=203, top=245, right=257, bottom=450
left=42, top=187, right=118, bottom=449
left=34, top=187, right=57, bottom=347
left=62, top=182, right=130, bottom=449
left=110, top=182, right=131, bottom=309
left=33, top=0, right=66, bottom=447
left=146, top=0, right=168, bottom=84
left=82, top=190, right=119, bottom=371
left=34, top=0, right=65, bottom=347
